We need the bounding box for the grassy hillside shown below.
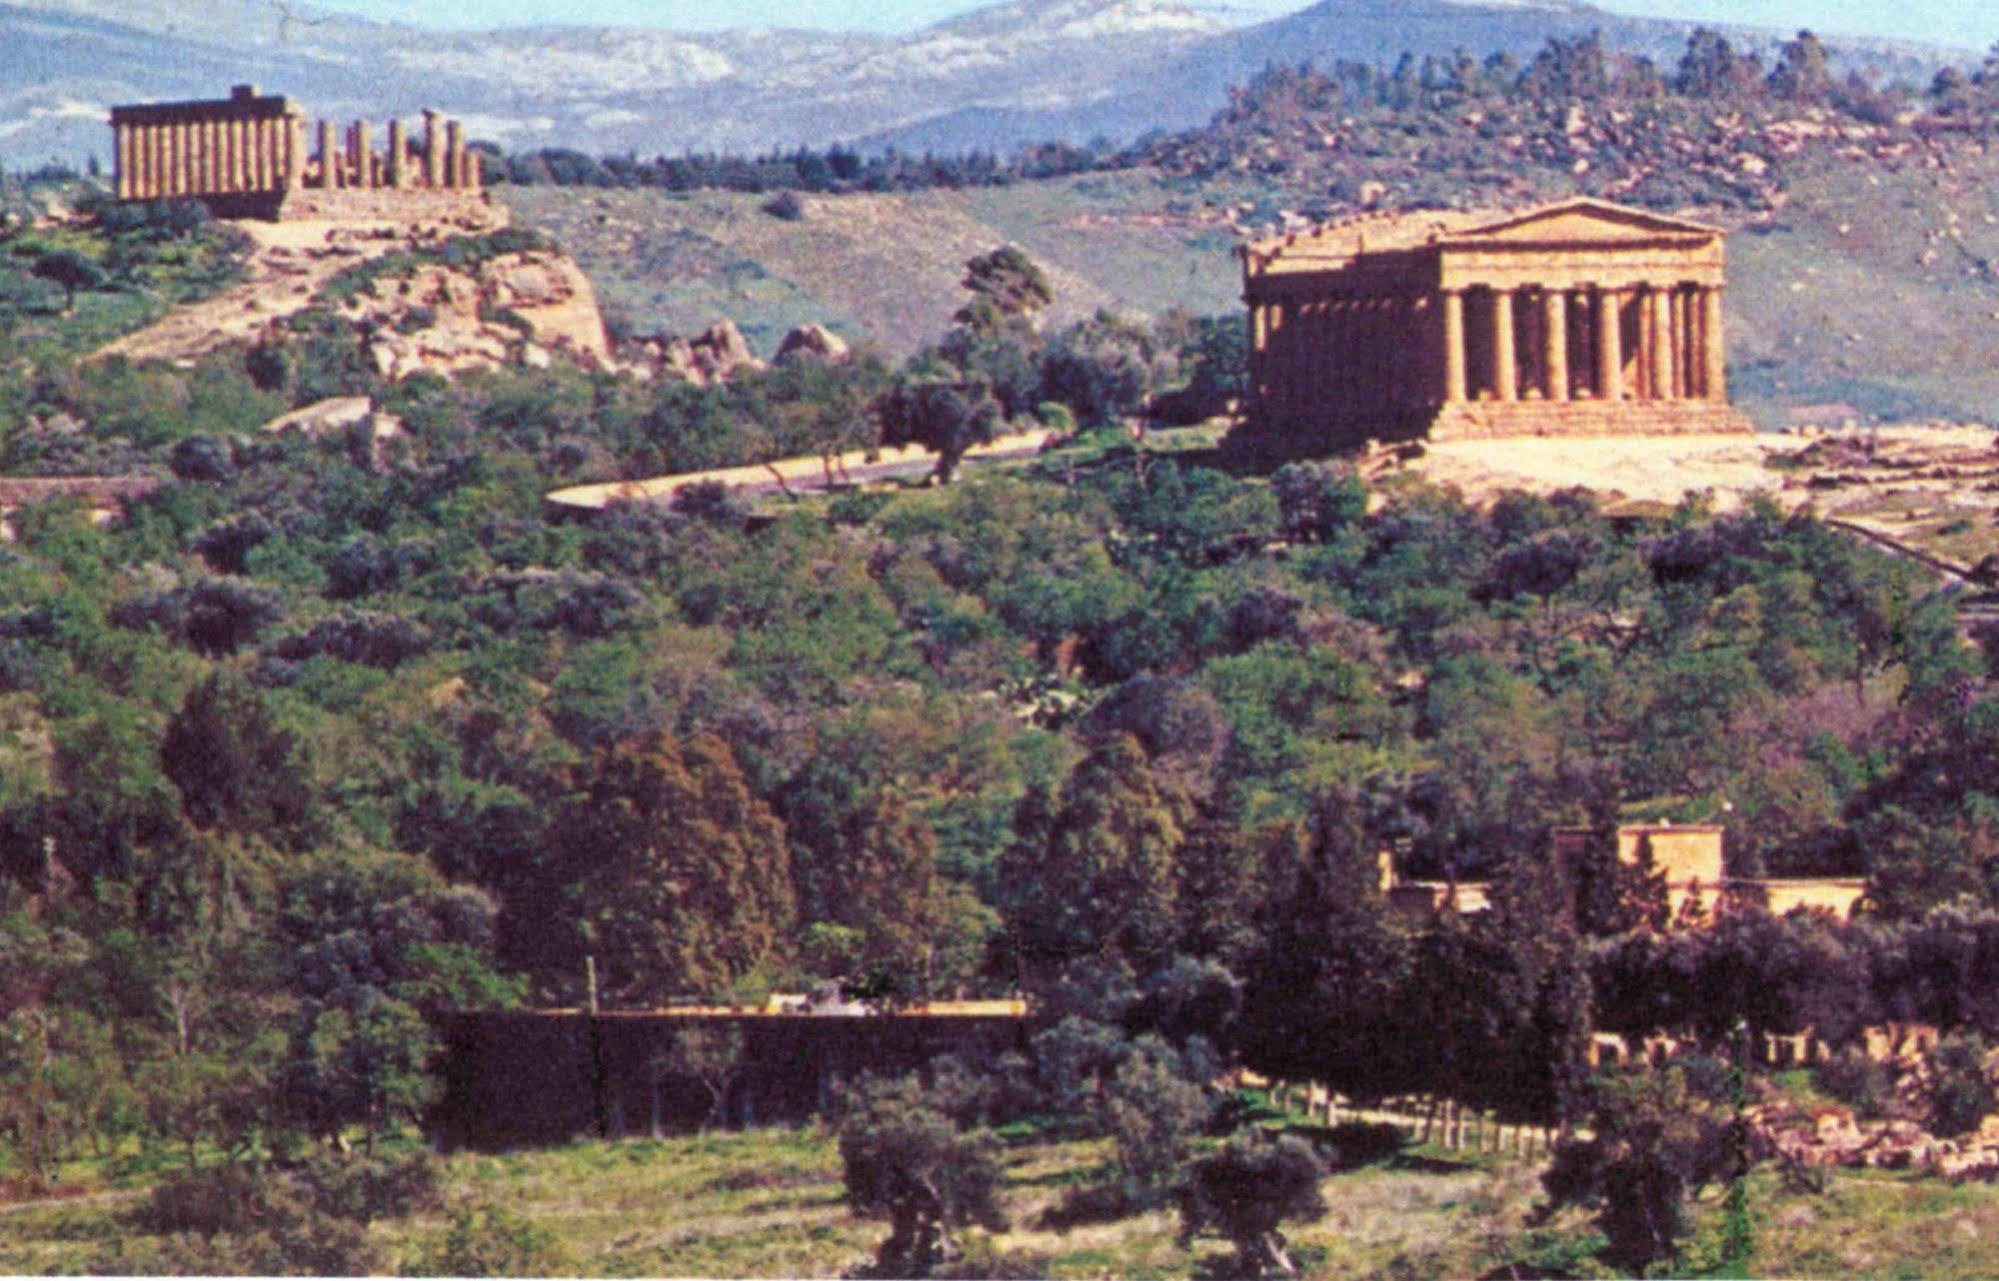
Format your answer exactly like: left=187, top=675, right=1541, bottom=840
left=498, top=170, right=1245, bottom=361
left=13, top=1119, right=1999, bottom=1278
left=504, top=139, right=1999, bottom=429
left=1728, top=143, right=1999, bottom=425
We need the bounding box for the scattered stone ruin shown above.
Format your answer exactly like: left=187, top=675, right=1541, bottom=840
left=1383, top=822, right=1867, bottom=922
left=108, top=85, right=486, bottom=221
left=1240, top=197, right=1755, bottom=453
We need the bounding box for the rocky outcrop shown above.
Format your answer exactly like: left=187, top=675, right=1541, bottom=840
left=623, top=318, right=766, bottom=387
left=260, top=396, right=374, bottom=436
left=774, top=323, right=851, bottom=365
left=481, top=252, right=612, bottom=361
left=341, top=248, right=612, bottom=382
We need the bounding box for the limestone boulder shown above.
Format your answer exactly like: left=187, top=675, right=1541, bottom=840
left=694, top=319, right=761, bottom=379
left=479, top=251, right=612, bottom=366
left=262, top=396, right=374, bottom=437
left=631, top=319, right=767, bottom=387
left=774, top=323, right=852, bottom=365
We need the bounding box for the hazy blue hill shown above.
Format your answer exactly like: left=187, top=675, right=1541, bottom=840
left=864, top=0, right=1962, bottom=152
left=0, top=0, right=1967, bottom=165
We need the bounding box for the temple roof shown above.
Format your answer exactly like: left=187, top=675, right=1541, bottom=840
left=1243, top=197, right=1724, bottom=272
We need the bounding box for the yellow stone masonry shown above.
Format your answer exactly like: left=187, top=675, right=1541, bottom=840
left=1240, top=197, right=1754, bottom=452
left=109, top=84, right=484, bottom=221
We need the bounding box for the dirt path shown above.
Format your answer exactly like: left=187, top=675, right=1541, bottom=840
left=545, top=428, right=1057, bottom=514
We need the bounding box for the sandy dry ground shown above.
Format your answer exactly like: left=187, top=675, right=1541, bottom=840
left=92, top=215, right=498, bottom=365
left=1416, top=426, right=1999, bottom=514
left=1411, top=424, right=1999, bottom=577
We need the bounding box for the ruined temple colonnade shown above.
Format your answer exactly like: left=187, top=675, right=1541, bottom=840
left=1241, top=198, right=1754, bottom=448
left=110, top=85, right=482, bottom=215
left=1424, top=279, right=1730, bottom=407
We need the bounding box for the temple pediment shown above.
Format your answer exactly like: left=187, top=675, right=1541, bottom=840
left=1441, top=199, right=1722, bottom=248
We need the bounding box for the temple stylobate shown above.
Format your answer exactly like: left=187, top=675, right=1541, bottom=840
left=108, top=85, right=486, bottom=221
left=1239, top=198, right=1754, bottom=451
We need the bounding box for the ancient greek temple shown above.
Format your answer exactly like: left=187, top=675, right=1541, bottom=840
left=1239, top=198, right=1753, bottom=451
left=109, top=85, right=483, bottom=220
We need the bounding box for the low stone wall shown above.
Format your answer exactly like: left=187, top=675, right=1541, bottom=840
left=428, top=1009, right=1032, bottom=1151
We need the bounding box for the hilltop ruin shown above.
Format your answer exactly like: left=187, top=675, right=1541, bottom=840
left=108, top=84, right=488, bottom=222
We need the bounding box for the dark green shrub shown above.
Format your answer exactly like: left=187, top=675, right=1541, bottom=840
left=1928, top=1035, right=1995, bottom=1138
left=1814, top=1049, right=1896, bottom=1118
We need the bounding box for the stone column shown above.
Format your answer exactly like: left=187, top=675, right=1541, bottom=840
left=424, top=110, right=443, bottom=188
left=1543, top=288, right=1569, bottom=402
left=1359, top=297, right=1382, bottom=414
left=446, top=120, right=465, bottom=189
left=1441, top=288, right=1467, bottom=403
left=1490, top=287, right=1517, bottom=402
left=284, top=114, right=304, bottom=192
left=1307, top=301, right=1327, bottom=411
left=1596, top=287, right=1624, bottom=402
left=1649, top=288, right=1675, bottom=402
left=388, top=119, right=408, bottom=188
left=203, top=118, right=220, bottom=192
left=1702, top=287, right=1727, bottom=402
left=1266, top=301, right=1285, bottom=419
left=1329, top=300, right=1348, bottom=412
left=171, top=123, right=188, bottom=196
left=1669, top=288, right=1690, bottom=399
left=140, top=124, right=157, bottom=198
left=113, top=125, right=130, bottom=200
left=317, top=120, right=338, bottom=189
left=353, top=120, right=373, bottom=189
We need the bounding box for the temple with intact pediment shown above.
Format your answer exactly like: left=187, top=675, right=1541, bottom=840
left=108, top=85, right=486, bottom=221
left=1239, top=197, right=1755, bottom=452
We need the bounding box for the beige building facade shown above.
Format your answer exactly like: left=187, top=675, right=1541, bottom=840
left=1386, top=823, right=1867, bottom=924
left=1240, top=198, right=1755, bottom=452
left=109, top=85, right=484, bottom=220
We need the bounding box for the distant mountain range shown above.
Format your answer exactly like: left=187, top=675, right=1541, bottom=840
left=0, top=0, right=1969, bottom=166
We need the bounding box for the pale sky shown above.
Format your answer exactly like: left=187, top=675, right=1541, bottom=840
left=302, top=0, right=1999, bottom=49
